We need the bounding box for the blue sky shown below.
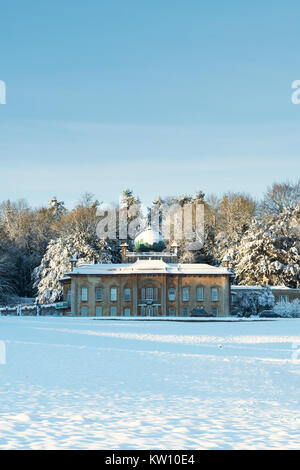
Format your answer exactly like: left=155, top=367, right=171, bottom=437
left=0, top=0, right=300, bottom=208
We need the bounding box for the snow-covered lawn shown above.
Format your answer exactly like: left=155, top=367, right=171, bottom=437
left=0, top=316, right=299, bottom=449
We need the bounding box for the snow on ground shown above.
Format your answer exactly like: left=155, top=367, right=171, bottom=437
left=0, top=316, right=299, bottom=449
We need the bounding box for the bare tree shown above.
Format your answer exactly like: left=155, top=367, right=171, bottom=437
left=261, top=180, right=300, bottom=216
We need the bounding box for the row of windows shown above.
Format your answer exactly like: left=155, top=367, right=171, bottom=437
left=80, top=305, right=219, bottom=316
left=81, top=306, right=132, bottom=316
left=80, top=286, right=219, bottom=302
left=81, top=287, right=122, bottom=302
left=178, top=287, right=218, bottom=302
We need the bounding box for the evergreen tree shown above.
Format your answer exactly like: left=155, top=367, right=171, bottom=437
left=33, top=232, right=114, bottom=303
left=235, top=204, right=300, bottom=287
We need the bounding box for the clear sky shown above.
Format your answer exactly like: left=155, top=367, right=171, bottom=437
left=0, top=0, right=300, bottom=208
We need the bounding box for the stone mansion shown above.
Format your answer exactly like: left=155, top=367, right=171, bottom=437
left=59, top=227, right=232, bottom=317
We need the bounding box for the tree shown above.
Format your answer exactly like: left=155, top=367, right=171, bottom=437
left=234, top=287, right=275, bottom=317
left=0, top=252, right=16, bottom=303
left=261, top=180, right=300, bottom=216
left=119, top=189, right=143, bottom=243
left=33, top=232, right=114, bottom=303
left=274, top=299, right=300, bottom=317
left=57, top=193, right=99, bottom=236
left=234, top=204, right=300, bottom=287
left=213, top=192, right=257, bottom=270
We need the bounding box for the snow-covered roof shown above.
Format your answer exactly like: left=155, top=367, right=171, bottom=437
left=232, top=285, right=296, bottom=291
left=66, top=259, right=231, bottom=276
left=60, top=276, right=71, bottom=281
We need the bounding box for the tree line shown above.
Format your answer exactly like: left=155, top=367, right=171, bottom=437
left=0, top=180, right=299, bottom=304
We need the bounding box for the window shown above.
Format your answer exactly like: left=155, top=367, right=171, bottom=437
left=279, top=295, right=289, bottom=303
left=124, top=308, right=131, bottom=316
left=169, top=307, right=175, bottom=316
left=95, top=306, right=102, bottom=316
left=140, top=305, right=145, bottom=315
left=182, top=306, right=189, bottom=316
left=110, top=287, right=117, bottom=301
left=67, top=290, right=71, bottom=303
left=168, top=288, right=176, bottom=301
left=95, top=287, right=103, bottom=301
left=81, top=287, right=88, bottom=301
left=81, top=306, right=88, bottom=316
left=182, top=287, right=189, bottom=301
left=146, top=288, right=153, bottom=300
left=110, top=305, right=117, bottom=316
left=123, top=288, right=131, bottom=301
left=142, top=287, right=158, bottom=300
left=211, top=287, right=219, bottom=302
left=197, top=287, right=204, bottom=301
left=153, top=305, right=159, bottom=316
left=212, top=306, right=218, bottom=316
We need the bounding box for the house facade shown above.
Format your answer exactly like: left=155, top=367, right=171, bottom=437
left=59, top=227, right=300, bottom=318
left=60, top=259, right=232, bottom=317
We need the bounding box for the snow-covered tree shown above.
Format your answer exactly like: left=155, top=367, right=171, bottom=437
left=274, top=299, right=300, bottom=317
left=48, top=196, right=66, bottom=218
left=234, top=204, right=300, bottom=287
left=119, top=189, right=143, bottom=242
left=234, top=287, right=275, bottom=317
left=213, top=193, right=257, bottom=271
left=257, top=287, right=275, bottom=310
left=33, top=232, right=114, bottom=303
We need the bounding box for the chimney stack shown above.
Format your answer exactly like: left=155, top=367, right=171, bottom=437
left=120, top=242, right=129, bottom=262
left=70, top=254, right=78, bottom=270
left=171, top=241, right=179, bottom=258
left=222, top=254, right=231, bottom=268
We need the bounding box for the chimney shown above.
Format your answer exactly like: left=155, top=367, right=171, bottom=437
left=120, top=242, right=128, bottom=262
left=171, top=241, right=179, bottom=258
left=70, top=254, right=78, bottom=271
left=222, top=254, right=231, bottom=268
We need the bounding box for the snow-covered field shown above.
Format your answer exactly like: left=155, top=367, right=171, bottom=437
left=0, top=316, right=299, bottom=449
